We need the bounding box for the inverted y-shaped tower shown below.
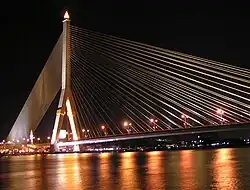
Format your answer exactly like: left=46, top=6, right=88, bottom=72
left=51, top=11, right=80, bottom=151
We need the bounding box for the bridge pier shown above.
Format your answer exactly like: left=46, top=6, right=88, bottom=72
left=50, top=142, right=80, bottom=152
left=73, top=144, right=80, bottom=152
left=50, top=143, right=59, bottom=152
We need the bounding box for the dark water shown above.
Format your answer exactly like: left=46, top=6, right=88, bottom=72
left=1, top=148, right=250, bottom=190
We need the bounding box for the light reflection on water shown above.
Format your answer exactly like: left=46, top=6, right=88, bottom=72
left=212, top=148, right=238, bottom=190
left=0, top=148, right=250, bottom=190
left=179, top=150, right=195, bottom=190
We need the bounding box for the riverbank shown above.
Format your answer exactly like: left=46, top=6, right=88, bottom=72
left=1, top=142, right=250, bottom=157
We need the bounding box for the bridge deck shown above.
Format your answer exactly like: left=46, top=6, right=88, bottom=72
left=58, top=123, right=250, bottom=147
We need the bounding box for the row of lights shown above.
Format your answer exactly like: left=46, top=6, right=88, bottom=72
left=2, top=109, right=225, bottom=142
left=1, top=136, right=51, bottom=144
left=80, top=118, right=159, bottom=137
left=81, top=108, right=226, bottom=136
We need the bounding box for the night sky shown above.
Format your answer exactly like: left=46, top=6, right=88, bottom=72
left=1, top=1, right=250, bottom=140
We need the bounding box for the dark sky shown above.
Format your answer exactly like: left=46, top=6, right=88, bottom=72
left=1, top=1, right=250, bottom=139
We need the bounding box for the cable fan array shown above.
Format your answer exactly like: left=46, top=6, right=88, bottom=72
left=70, top=25, right=250, bottom=138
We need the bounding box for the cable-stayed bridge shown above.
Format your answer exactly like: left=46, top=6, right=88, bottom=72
left=8, top=12, right=250, bottom=151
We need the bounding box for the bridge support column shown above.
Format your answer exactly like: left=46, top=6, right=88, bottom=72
left=50, top=143, right=59, bottom=152
left=50, top=11, right=80, bottom=150
left=73, top=144, right=80, bottom=152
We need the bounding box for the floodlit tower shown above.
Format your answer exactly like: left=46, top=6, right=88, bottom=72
left=30, top=130, right=34, bottom=144
left=50, top=11, right=80, bottom=151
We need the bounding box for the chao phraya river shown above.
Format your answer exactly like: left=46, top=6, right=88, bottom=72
left=1, top=148, right=250, bottom=189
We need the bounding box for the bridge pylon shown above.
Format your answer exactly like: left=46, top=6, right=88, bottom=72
left=50, top=11, right=80, bottom=152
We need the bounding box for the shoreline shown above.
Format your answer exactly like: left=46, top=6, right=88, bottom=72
left=1, top=144, right=250, bottom=157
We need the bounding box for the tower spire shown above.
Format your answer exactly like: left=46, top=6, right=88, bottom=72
left=64, top=11, right=70, bottom=20
left=30, top=130, right=34, bottom=144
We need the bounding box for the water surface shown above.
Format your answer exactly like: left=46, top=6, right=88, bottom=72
left=1, top=148, right=250, bottom=189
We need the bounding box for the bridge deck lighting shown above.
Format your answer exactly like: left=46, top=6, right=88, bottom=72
left=217, top=108, right=224, bottom=115
left=150, top=118, right=158, bottom=123
left=181, top=114, right=188, bottom=119
left=123, top=121, right=128, bottom=127
left=217, top=109, right=225, bottom=124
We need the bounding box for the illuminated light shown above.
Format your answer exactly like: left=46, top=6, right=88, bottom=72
left=123, top=121, right=128, bottom=127
left=56, top=109, right=61, bottom=115
left=16, top=140, right=20, bottom=143
left=87, top=129, right=90, bottom=132
left=150, top=118, right=154, bottom=123
left=59, top=130, right=67, bottom=139
left=64, top=11, right=70, bottom=19
left=30, top=130, right=34, bottom=144
left=47, top=136, right=51, bottom=140
left=217, top=108, right=225, bottom=114
left=37, top=137, right=40, bottom=141
left=66, top=99, right=78, bottom=141
left=101, top=125, right=105, bottom=130
left=181, top=114, right=187, bottom=119
left=155, top=119, right=158, bottom=122
left=82, top=129, right=85, bottom=132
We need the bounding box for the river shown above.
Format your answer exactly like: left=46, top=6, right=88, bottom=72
left=1, top=148, right=250, bottom=189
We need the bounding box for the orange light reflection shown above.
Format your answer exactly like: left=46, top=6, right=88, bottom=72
left=147, top=151, right=165, bottom=189
left=179, top=150, right=195, bottom=190
left=212, top=148, right=238, bottom=190
left=56, top=154, right=83, bottom=189
left=120, top=152, right=139, bottom=189
left=98, top=153, right=112, bottom=190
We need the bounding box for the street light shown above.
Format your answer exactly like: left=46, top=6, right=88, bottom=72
left=101, top=125, right=107, bottom=136
left=150, top=118, right=158, bottom=131
left=123, top=121, right=128, bottom=127
left=181, top=114, right=188, bottom=128
left=124, top=121, right=132, bottom=134
left=82, top=129, right=90, bottom=138
left=86, top=129, right=90, bottom=137
left=217, top=109, right=225, bottom=124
